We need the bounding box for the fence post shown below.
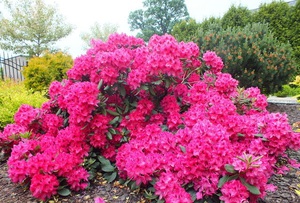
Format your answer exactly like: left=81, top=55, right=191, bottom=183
left=0, top=52, right=3, bottom=80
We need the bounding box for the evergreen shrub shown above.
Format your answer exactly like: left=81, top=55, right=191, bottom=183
left=197, top=22, right=297, bottom=94
left=23, top=51, right=73, bottom=92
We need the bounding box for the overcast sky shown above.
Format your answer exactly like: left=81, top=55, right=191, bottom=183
left=44, top=0, right=290, bottom=58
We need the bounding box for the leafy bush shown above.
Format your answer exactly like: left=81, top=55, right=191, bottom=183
left=221, top=5, right=253, bottom=29
left=23, top=51, right=73, bottom=92
left=197, top=22, right=297, bottom=95
left=0, top=34, right=299, bottom=202
left=171, top=18, right=201, bottom=42
left=274, top=84, right=300, bottom=97
left=0, top=80, right=47, bottom=129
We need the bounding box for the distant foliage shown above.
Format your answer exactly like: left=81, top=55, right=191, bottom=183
left=0, top=80, right=47, bottom=129
left=23, top=52, right=73, bottom=92
left=171, top=18, right=200, bottom=42
left=289, top=0, right=300, bottom=64
left=199, top=17, right=222, bottom=30
left=80, top=22, right=118, bottom=49
left=274, top=84, right=300, bottom=97
left=128, top=0, right=189, bottom=41
left=197, top=22, right=297, bottom=94
left=221, top=5, right=253, bottom=29
left=252, top=1, right=291, bottom=44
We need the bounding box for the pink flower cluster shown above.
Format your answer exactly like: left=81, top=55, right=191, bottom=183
left=1, top=33, right=299, bottom=203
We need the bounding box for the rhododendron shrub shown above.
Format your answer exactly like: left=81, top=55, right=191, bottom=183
left=0, top=33, right=299, bottom=202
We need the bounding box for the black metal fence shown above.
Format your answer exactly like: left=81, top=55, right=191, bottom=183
left=0, top=52, right=27, bottom=81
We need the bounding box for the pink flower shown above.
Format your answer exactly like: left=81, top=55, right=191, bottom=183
left=94, top=197, right=106, bottom=203
left=30, top=174, right=59, bottom=200
left=220, top=180, right=249, bottom=203
left=203, top=51, right=224, bottom=73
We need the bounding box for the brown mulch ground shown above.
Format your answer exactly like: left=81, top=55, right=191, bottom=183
left=0, top=103, right=300, bottom=203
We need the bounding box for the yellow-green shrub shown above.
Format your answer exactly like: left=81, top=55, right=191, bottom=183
left=0, top=80, right=47, bottom=129
left=23, top=51, right=73, bottom=92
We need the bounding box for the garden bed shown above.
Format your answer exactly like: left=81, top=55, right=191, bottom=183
left=0, top=102, right=299, bottom=203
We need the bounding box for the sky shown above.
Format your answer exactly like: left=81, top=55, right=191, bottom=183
left=41, top=0, right=291, bottom=58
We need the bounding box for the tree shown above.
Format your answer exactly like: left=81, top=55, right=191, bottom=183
left=199, top=17, right=222, bottom=31
left=0, top=0, right=73, bottom=56
left=289, top=0, right=300, bottom=63
left=221, top=5, right=253, bottom=29
left=252, top=1, right=291, bottom=43
left=171, top=18, right=200, bottom=42
left=80, top=22, right=118, bottom=49
left=128, top=0, right=189, bottom=41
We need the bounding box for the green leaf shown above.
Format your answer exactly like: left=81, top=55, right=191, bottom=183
left=116, top=106, right=123, bottom=115
left=225, top=164, right=236, bottom=173
left=106, top=131, right=113, bottom=140
left=124, top=104, right=129, bottom=114
left=109, top=116, right=120, bottom=125
left=104, top=171, right=117, bottom=183
left=108, top=128, right=117, bottom=135
left=254, top=134, right=263, bottom=138
left=239, top=177, right=261, bottom=195
left=97, top=79, right=103, bottom=90
left=218, top=175, right=230, bottom=188
left=118, top=84, right=126, bottom=97
left=144, top=191, right=158, bottom=200
left=218, top=174, right=239, bottom=188
left=107, top=109, right=119, bottom=116
left=97, top=156, right=111, bottom=165
left=19, top=132, right=31, bottom=139
left=129, top=181, right=139, bottom=190
left=152, top=80, right=163, bottom=85
left=87, top=158, right=96, bottom=165
left=57, top=188, right=71, bottom=197
left=91, top=162, right=100, bottom=169
left=179, top=145, right=186, bottom=153
left=102, top=164, right=115, bottom=172
left=237, top=133, right=245, bottom=137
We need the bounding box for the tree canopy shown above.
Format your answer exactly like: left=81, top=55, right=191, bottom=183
left=171, top=18, right=200, bottom=42
left=80, top=22, right=118, bottom=49
left=221, top=5, right=253, bottom=29
left=0, top=0, right=73, bottom=56
left=128, top=0, right=189, bottom=41
left=252, top=1, right=291, bottom=43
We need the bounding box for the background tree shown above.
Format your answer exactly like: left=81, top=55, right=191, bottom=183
left=128, top=0, right=189, bottom=41
left=80, top=22, right=119, bottom=49
left=199, top=17, right=222, bottom=30
left=221, top=5, right=253, bottom=29
left=288, top=0, right=300, bottom=64
left=252, top=1, right=291, bottom=43
left=171, top=18, right=200, bottom=42
left=0, top=0, right=73, bottom=57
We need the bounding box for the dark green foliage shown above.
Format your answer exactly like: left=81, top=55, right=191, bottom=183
left=171, top=18, right=200, bottom=42
left=252, top=1, right=291, bottom=43
left=128, top=0, right=189, bottom=41
left=197, top=22, right=297, bottom=94
left=221, top=5, right=253, bottom=29
left=199, top=17, right=222, bottom=31
left=289, top=0, right=300, bottom=64
left=23, top=52, right=73, bottom=92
